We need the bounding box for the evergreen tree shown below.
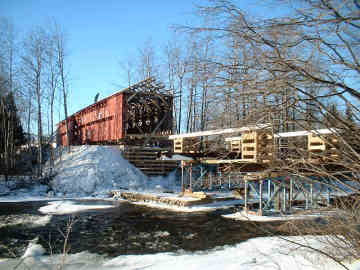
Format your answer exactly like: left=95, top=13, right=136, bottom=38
left=0, top=87, right=25, bottom=177
left=4, top=92, right=25, bottom=146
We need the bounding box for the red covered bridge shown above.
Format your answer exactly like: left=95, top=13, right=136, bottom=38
left=57, top=77, right=173, bottom=146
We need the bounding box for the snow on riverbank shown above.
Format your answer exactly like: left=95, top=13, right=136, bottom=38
left=0, top=145, right=178, bottom=202
left=223, top=209, right=337, bottom=222
left=0, top=182, right=49, bottom=202
left=38, top=200, right=117, bottom=215
left=50, top=146, right=147, bottom=197
left=0, top=235, right=357, bottom=270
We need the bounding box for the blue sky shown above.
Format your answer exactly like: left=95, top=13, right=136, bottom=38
left=0, top=1, right=198, bottom=116
left=0, top=0, right=272, bottom=120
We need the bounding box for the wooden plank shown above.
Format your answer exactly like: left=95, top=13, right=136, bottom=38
left=169, top=124, right=270, bottom=139
left=225, top=136, right=242, bottom=142
left=174, top=137, right=200, bottom=153
left=230, top=140, right=241, bottom=152
left=170, top=127, right=336, bottom=140
left=201, top=159, right=255, bottom=164
left=274, top=128, right=336, bottom=138
left=224, top=128, right=336, bottom=142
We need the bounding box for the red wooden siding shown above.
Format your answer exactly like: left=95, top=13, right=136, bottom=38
left=57, top=92, right=125, bottom=146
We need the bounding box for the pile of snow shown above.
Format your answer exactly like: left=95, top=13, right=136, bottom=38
left=50, top=146, right=147, bottom=197
left=0, top=235, right=358, bottom=270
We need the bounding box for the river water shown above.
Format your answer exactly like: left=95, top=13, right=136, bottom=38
left=0, top=200, right=284, bottom=258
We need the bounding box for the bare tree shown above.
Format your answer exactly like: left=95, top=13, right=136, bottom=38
left=45, top=28, right=60, bottom=173
left=0, top=18, right=16, bottom=178
left=137, top=38, right=159, bottom=81
left=22, top=27, right=49, bottom=176
left=119, top=58, right=135, bottom=87
left=183, top=0, right=360, bottom=262
left=53, top=23, right=70, bottom=151
left=164, top=38, right=189, bottom=133
left=0, top=18, right=16, bottom=94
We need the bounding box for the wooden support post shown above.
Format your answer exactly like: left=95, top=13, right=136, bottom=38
left=268, top=179, right=271, bottom=203
left=327, top=186, right=331, bottom=206
left=310, top=183, right=313, bottom=209
left=282, top=186, right=287, bottom=213
left=274, top=183, right=281, bottom=211
left=181, top=161, right=185, bottom=193
left=258, top=180, right=263, bottom=216
left=244, top=179, right=248, bottom=212
left=289, top=178, right=293, bottom=211
left=228, top=173, right=231, bottom=190
left=305, top=184, right=309, bottom=210
left=189, top=164, right=193, bottom=192
left=219, top=171, right=222, bottom=188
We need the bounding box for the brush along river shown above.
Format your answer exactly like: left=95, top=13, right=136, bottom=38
left=0, top=200, right=294, bottom=258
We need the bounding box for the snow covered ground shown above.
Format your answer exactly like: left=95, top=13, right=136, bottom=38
left=0, top=235, right=358, bottom=270
left=0, top=179, right=49, bottom=202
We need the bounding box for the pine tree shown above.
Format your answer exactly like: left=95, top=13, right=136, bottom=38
left=4, top=92, right=25, bottom=146
left=0, top=89, right=25, bottom=178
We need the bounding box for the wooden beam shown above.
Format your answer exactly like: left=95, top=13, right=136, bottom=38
left=225, top=136, right=242, bottom=142
left=274, top=128, right=337, bottom=138
left=201, top=159, right=252, bottom=164
left=169, top=124, right=270, bottom=139
left=224, top=128, right=337, bottom=141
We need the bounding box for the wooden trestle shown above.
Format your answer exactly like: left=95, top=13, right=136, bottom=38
left=120, top=146, right=179, bottom=176
left=179, top=160, right=340, bottom=215
left=116, top=125, right=353, bottom=214
left=172, top=126, right=352, bottom=215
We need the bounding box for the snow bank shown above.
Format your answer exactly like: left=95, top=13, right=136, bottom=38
left=39, top=200, right=116, bottom=215
left=0, top=182, right=48, bottom=202
left=50, top=146, right=147, bottom=197
left=0, top=176, right=46, bottom=198
left=0, top=235, right=356, bottom=270
left=223, top=210, right=337, bottom=222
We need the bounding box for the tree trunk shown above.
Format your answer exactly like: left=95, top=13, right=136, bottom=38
left=36, top=71, right=43, bottom=177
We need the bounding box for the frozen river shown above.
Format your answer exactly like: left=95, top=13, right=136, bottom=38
left=0, top=200, right=283, bottom=258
